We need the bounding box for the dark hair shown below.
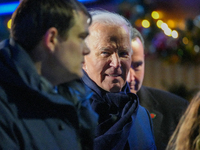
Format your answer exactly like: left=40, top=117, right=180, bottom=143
left=11, top=0, right=91, bottom=51
left=131, top=28, right=145, bottom=48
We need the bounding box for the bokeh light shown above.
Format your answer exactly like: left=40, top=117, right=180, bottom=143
left=142, top=19, right=150, bottom=28
left=167, top=20, right=175, bottom=28
left=171, top=30, right=178, bottom=38
left=194, top=45, right=200, bottom=53
left=151, top=11, right=159, bottom=19
left=182, top=37, right=189, bottom=44
left=156, top=20, right=163, bottom=28
left=161, top=23, right=168, bottom=30
left=164, top=27, right=172, bottom=36
left=7, top=19, right=12, bottom=29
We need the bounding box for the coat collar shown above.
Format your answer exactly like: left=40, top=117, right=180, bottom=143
left=137, top=86, right=163, bottom=127
left=137, top=86, right=158, bottom=112
left=0, top=39, right=74, bottom=106
left=137, top=86, right=164, bottom=147
left=81, top=69, right=131, bottom=98
left=8, top=38, right=53, bottom=92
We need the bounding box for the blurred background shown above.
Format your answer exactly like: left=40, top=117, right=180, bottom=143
left=1, top=0, right=200, bottom=100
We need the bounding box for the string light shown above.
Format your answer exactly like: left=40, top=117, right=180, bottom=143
left=161, top=23, right=168, bottom=30
left=7, top=19, right=12, bottom=29
left=164, top=28, right=172, bottom=36
left=142, top=19, right=150, bottom=28
left=156, top=20, right=163, bottom=28
left=135, top=19, right=142, bottom=27
left=182, top=37, right=189, bottom=44
left=194, top=45, right=200, bottom=53
left=151, top=11, right=159, bottom=19
left=171, top=30, right=178, bottom=38
left=167, top=20, right=175, bottom=28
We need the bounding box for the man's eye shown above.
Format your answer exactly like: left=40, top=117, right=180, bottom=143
left=101, top=52, right=110, bottom=55
left=79, top=32, right=89, bottom=40
left=132, top=62, right=142, bottom=69
left=119, top=52, right=128, bottom=57
left=79, top=35, right=87, bottom=40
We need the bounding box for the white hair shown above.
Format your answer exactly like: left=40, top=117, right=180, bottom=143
left=85, top=10, right=133, bottom=49
left=89, top=10, right=132, bottom=36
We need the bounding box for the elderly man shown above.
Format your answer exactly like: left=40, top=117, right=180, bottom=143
left=127, top=28, right=189, bottom=150
left=81, top=10, right=156, bottom=150
left=0, top=0, right=97, bottom=149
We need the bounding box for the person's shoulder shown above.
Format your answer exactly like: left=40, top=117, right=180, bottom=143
left=141, top=86, right=187, bottom=103
left=139, top=86, right=189, bottom=112
left=0, top=39, right=10, bottom=51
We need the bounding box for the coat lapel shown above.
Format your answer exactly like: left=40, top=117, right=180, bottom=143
left=137, top=86, right=164, bottom=146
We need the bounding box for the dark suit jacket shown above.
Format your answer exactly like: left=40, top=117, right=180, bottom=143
left=137, top=86, right=189, bottom=150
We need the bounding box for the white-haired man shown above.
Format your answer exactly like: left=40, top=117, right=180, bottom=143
left=82, top=10, right=156, bottom=150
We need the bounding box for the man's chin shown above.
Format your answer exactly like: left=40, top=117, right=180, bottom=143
left=107, top=84, right=122, bottom=93
left=100, top=80, right=125, bottom=93
left=130, top=88, right=137, bottom=94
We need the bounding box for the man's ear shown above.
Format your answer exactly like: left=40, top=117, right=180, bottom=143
left=44, top=27, right=58, bottom=52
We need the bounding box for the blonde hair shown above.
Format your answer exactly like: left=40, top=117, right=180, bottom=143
left=166, top=91, right=200, bottom=150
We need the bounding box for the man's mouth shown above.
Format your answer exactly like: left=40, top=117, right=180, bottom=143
left=129, top=82, right=136, bottom=86
left=108, top=74, right=120, bottom=77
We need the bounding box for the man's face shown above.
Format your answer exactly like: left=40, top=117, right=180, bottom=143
left=83, top=24, right=132, bottom=92
left=127, top=37, right=145, bottom=94
left=53, top=11, right=90, bottom=82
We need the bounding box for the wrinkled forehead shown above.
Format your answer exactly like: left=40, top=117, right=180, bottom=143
left=91, top=23, right=129, bottom=34
left=90, top=24, right=131, bottom=43
left=87, top=24, right=131, bottom=53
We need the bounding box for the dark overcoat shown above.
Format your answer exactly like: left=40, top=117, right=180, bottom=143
left=82, top=72, right=157, bottom=150
left=138, top=86, right=189, bottom=150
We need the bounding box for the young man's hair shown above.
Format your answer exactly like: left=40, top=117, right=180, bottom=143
left=11, top=0, right=91, bottom=51
left=131, top=28, right=145, bottom=48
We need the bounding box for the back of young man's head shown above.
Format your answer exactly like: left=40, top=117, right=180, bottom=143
left=11, top=0, right=91, bottom=51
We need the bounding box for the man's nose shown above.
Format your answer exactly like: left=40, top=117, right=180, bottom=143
left=127, top=68, right=135, bottom=82
left=82, top=42, right=90, bottom=56
left=110, top=53, right=121, bottom=68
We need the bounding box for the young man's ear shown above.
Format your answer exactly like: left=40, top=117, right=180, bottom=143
left=44, top=27, right=58, bottom=52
